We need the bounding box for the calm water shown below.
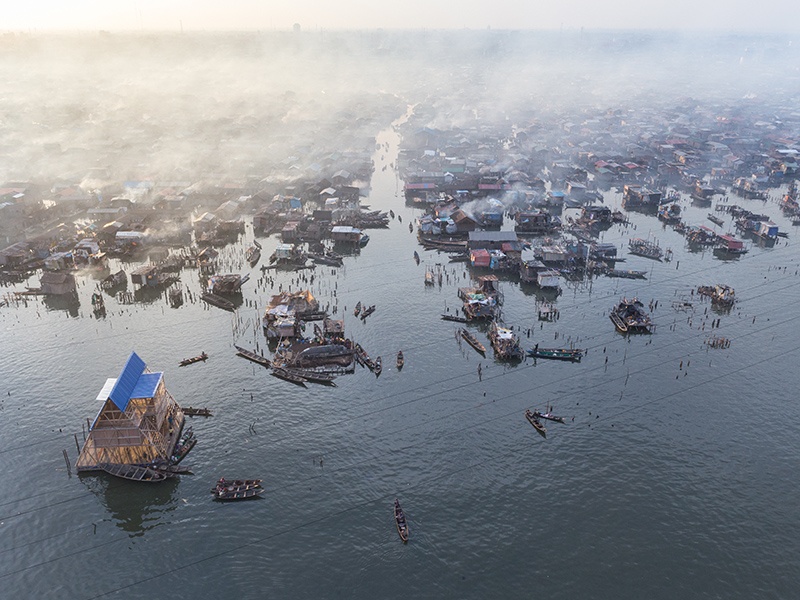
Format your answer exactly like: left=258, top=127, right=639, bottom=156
left=2, top=117, right=800, bottom=599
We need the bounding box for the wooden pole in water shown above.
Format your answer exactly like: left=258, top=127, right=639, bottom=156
left=63, top=449, right=72, bottom=477
left=74, top=433, right=81, bottom=453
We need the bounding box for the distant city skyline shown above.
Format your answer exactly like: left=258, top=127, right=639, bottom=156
left=1, top=0, right=795, bottom=33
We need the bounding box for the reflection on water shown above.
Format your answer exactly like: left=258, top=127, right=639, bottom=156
left=42, top=294, right=80, bottom=317
left=81, top=473, right=180, bottom=538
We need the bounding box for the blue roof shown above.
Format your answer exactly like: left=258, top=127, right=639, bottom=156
left=108, top=352, right=146, bottom=412
left=131, top=373, right=162, bottom=399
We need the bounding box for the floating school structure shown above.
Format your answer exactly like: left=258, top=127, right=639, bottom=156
left=77, top=352, right=185, bottom=473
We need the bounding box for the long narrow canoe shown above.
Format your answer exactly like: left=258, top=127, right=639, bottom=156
left=183, top=407, right=213, bottom=417
left=394, top=499, right=409, bottom=543
left=527, top=347, right=584, bottom=362
left=271, top=367, right=308, bottom=387
left=524, top=410, right=547, bottom=439
left=534, top=411, right=566, bottom=424
left=460, top=328, right=486, bottom=354
left=99, top=463, right=169, bottom=482
left=282, top=368, right=337, bottom=385
left=442, top=314, right=468, bottom=323
left=201, top=293, right=235, bottom=311
left=234, top=345, right=271, bottom=367
left=213, top=487, right=263, bottom=501
left=179, top=352, right=208, bottom=367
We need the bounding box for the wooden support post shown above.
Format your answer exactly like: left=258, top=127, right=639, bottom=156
left=74, top=433, right=80, bottom=453
left=63, top=449, right=72, bottom=477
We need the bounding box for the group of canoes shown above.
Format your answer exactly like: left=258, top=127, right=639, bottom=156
left=353, top=301, right=376, bottom=320
left=354, top=343, right=405, bottom=375
left=525, top=406, right=568, bottom=439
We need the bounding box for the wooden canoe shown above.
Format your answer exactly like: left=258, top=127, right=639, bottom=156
left=179, top=352, right=208, bottom=367
left=213, top=487, right=263, bottom=501
left=460, top=328, right=486, bottom=354
left=394, top=498, right=409, bottom=543
left=534, top=411, right=566, bottom=424
left=183, top=407, right=212, bottom=417
left=234, top=345, right=271, bottom=367
left=527, top=347, right=583, bottom=362
left=271, top=367, right=308, bottom=387
left=524, top=410, right=547, bottom=439
left=99, top=463, right=169, bottom=483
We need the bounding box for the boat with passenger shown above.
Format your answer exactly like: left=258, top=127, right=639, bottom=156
left=394, top=499, right=409, bottom=543
left=179, top=352, right=208, bottom=367
left=524, top=410, right=547, bottom=438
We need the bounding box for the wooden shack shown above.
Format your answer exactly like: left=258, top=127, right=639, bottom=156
left=76, top=352, right=184, bottom=471
left=39, top=271, right=77, bottom=296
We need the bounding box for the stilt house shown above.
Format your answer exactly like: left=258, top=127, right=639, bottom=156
left=76, top=352, right=184, bottom=471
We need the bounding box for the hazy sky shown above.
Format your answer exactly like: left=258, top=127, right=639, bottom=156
left=1, top=0, right=795, bottom=32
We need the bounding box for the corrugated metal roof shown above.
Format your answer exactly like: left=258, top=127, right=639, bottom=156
left=131, top=372, right=162, bottom=399
left=108, top=352, right=146, bottom=412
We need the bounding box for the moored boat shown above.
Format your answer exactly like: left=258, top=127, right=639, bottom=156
left=354, top=301, right=362, bottom=317
left=282, top=367, right=337, bottom=385
left=246, top=245, right=261, bottom=267
left=171, top=436, right=197, bottom=465
left=394, top=499, right=409, bottom=543
left=396, top=351, right=404, bottom=370
left=353, top=343, right=368, bottom=367
left=460, top=328, right=486, bottom=354
left=183, top=407, right=213, bottom=417
left=628, top=238, right=663, bottom=260
left=234, top=345, right=271, bottom=367
left=527, top=347, right=584, bottom=362
left=441, top=313, right=468, bottom=323
left=201, top=292, right=235, bottom=311
left=374, top=356, right=382, bottom=375
left=360, top=305, right=376, bottom=320
left=99, top=462, right=169, bottom=483
left=271, top=367, right=308, bottom=386
left=524, top=410, right=547, bottom=438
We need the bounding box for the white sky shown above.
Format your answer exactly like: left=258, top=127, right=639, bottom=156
left=1, top=0, right=795, bottom=32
